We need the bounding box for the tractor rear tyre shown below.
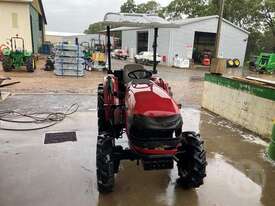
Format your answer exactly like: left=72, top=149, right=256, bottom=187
left=26, top=57, right=35, bottom=72
left=97, top=84, right=107, bottom=133
left=176, top=132, right=207, bottom=188
left=96, top=134, right=115, bottom=193
left=2, top=56, right=13, bottom=72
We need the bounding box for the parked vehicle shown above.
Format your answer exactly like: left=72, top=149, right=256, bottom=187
left=256, top=53, right=275, bottom=73
left=112, top=49, right=128, bottom=60
left=2, top=35, right=35, bottom=72
left=200, top=50, right=212, bottom=66
left=96, top=12, right=207, bottom=193
left=135, top=51, right=161, bottom=65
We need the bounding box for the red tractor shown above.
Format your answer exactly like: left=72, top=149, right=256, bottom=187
left=97, top=13, right=207, bottom=193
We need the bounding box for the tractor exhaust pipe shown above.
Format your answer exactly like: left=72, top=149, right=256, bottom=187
left=106, top=26, right=112, bottom=74
left=153, top=28, right=158, bottom=74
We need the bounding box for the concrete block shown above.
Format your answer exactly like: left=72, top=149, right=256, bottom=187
left=202, top=74, right=275, bottom=138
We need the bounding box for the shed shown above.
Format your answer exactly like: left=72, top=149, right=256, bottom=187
left=117, top=15, right=249, bottom=66
left=0, top=0, right=47, bottom=53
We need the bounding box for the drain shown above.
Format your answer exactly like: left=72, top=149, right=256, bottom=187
left=44, top=131, right=77, bottom=144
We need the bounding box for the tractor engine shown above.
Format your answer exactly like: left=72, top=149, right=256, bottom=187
left=125, top=79, right=183, bottom=156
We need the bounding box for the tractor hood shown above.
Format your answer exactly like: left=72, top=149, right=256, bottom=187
left=126, top=80, right=180, bottom=117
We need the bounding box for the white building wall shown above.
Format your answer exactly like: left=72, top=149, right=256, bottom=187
left=122, top=28, right=171, bottom=63
left=219, top=21, right=248, bottom=66
left=0, top=2, right=33, bottom=51
left=170, top=18, right=218, bottom=65
left=121, top=17, right=249, bottom=66
left=122, top=29, right=139, bottom=59
left=171, top=18, right=249, bottom=66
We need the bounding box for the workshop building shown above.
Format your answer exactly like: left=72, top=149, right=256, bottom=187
left=117, top=15, right=249, bottom=66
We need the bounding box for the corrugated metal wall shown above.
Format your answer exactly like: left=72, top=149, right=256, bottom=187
left=122, top=29, right=139, bottom=58
left=219, top=21, right=248, bottom=66
left=121, top=17, right=248, bottom=66
left=170, top=18, right=248, bottom=66
left=122, top=28, right=171, bottom=62
left=29, top=5, right=43, bottom=53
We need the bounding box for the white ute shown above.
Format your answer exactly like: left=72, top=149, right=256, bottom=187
left=134, top=51, right=161, bottom=65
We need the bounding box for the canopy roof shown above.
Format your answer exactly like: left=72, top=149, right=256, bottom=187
left=103, top=13, right=179, bottom=28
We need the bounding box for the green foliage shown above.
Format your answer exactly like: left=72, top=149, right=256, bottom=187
left=120, top=0, right=137, bottom=13
left=120, top=0, right=163, bottom=16
left=164, top=0, right=208, bottom=19
left=84, top=22, right=105, bottom=34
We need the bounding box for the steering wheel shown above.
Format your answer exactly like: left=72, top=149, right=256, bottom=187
left=128, top=69, right=152, bottom=80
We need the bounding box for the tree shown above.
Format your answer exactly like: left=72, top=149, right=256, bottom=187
left=84, top=22, right=105, bottom=34
left=207, top=0, right=262, bottom=30
left=120, top=0, right=137, bottom=13
left=136, top=1, right=162, bottom=14
left=164, top=0, right=208, bottom=20
left=120, top=0, right=164, bottom=16
left=260, top=0, right=275, bottom=51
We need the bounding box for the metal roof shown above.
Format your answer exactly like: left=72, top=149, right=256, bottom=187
left=173, top=15, right=249, bottom=34
left=38, top=0, right=47, bottom=24
left=109, top=27, right=141, bottom=32
left=103, top=13, right=179, bottom=28
left=45, top=31, right=85, bottom=37
left=107, top=15, right=249, bottom=34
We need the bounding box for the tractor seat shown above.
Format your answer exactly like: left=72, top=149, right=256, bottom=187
left=123, top=63, right=149, bottom=84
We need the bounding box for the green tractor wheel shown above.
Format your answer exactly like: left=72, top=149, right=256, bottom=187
left=25, top=56, right=36, bottom=72
left=2, top=56, right=13, bottom=72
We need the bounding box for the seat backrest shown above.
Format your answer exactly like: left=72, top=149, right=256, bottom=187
left=123, top=63, right=145, bottom=84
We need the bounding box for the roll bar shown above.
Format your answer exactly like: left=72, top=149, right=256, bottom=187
left=10, top=35, right=25, bottom=51
left=102, top=13, right=179, bottom=74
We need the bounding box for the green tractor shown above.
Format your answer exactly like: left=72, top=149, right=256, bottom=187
left=2, top=35, right=36, bottom=72
left=255, top=53, right=275, bottom=74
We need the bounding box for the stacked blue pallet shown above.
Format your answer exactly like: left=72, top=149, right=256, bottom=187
left=54, top=43, right=85, bottom=77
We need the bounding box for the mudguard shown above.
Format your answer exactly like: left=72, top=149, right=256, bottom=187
left=3, top=48, right=11, bottom=56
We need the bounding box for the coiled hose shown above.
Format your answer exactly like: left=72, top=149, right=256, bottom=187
left=0, top=103, right=79, bottom=131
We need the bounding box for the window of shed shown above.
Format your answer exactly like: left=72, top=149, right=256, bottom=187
left=12, top=13, right=18, bottom=28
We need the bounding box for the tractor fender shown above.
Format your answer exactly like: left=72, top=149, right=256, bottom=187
left=103, top=75, right=120, bottom=120
left=2, top=48, right=11, bottom=56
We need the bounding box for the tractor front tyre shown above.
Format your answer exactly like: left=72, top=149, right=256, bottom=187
left=2, top=56, right=13, bottom=72
left=26, top=57, right=35, bottom=72
left=96, top=134, right=115, bottom=193
left=176, top=132, right=207, bottom=188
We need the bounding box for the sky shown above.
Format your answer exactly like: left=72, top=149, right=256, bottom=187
left=43, top=0, right=171, bottom=33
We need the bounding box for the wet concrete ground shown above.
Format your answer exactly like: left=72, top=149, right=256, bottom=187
left=0, top=94, right=275, bottom=206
